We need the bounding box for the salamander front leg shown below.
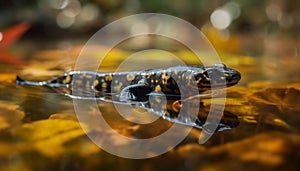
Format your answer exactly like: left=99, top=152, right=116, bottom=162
left=120, top=84, right=152, bottom=102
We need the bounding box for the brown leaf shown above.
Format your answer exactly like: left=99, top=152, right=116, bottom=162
left=249, top=87, right=300, bottom=129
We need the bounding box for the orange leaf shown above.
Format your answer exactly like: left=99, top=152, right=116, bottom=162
left=0, top=22, right=30, bottom=47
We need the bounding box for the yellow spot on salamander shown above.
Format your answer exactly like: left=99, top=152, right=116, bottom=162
left=162, top=74, right=171, bottom=85
left=146, top=74, right=151, bottom=79
left=105, top=75, right=113, bottom=81
left=62, top=75, right=71, bottom=84
left=196, top=77, right=202, bottom=83
left=75, top=80, right=82, bottom=85
left=93, top=80, right=99, bottom=87
left=155, top=85, right=161, bottom=91
left=162, top=74, right=170, bottom=80
left=126, top=75, right=135, bottom=81
left=102, top=82, right=107, bottom=88
left=113, top=82, right=123, bottom=91
left=84, top=74, right=92, bottom=79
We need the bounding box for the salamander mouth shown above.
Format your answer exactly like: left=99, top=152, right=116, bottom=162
left=199, top=83, right=235, bottom=90
left=227, top=72, right=241, bottom=85
left=198, top=74, right=241, bottom=90
left=226, top=81, right=240, bottom=87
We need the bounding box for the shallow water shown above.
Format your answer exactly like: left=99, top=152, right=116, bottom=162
left=0, top=37, right=299, bottom=170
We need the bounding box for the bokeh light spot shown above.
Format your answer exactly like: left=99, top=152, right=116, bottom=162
left=56, top=12, right=75, bottom=28
left=0, top=32, right=3, bottom=42
left=49, top=0, right=69, bottom=9
left=210, top=9, right=231, bottom=30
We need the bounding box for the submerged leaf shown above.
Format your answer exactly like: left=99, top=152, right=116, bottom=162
left=0, top=101, right=24, bottom=130
left=13, top=119, right=88, bottom=157
left=249, top=87, right=300, bottom=130
left=250, top=88, right=300, bottom=108
left=207, top=132, right=300, bottom=168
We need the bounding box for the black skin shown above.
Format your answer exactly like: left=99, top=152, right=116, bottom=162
left=16, top=63, right=241, bottom=131
left=16, top=64, right=241, bottom=101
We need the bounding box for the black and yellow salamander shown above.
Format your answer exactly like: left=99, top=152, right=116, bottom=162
left=16, top=63, right=241, bottom=101
left=16, top=63, right=241, bottom=131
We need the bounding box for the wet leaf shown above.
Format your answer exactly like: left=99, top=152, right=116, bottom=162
left=250, top=88, right=300, bottom=107
left=0, top=158, right=30, bottom=171
left=176, top=132, right=300, bottom=170
left=49, top=112, right=78, bottom=121
left=210, top=132, right=300, bottom=168
left=0, top=101, right=24, bottom=130
left=0, top=73, right=16, bottom=82
left=13, top=119, right=88, bottom=157
left=176, top=143, right=206, bottom=158
left=0, top=73, right=17, bottom=89
left=0, top=142, right=19, bottom=157
left=249, top=87, right=300, bottom=129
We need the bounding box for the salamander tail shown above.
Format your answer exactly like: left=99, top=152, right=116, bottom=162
left=16, top=75, right=26, bottom=85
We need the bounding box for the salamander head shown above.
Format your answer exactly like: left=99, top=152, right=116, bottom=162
left=194, top=63, right=241, bottom=90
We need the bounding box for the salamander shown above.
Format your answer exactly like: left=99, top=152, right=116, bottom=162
left=16, top=63, right=241, bottom=101
left=16, top=63, right=241, bottom=131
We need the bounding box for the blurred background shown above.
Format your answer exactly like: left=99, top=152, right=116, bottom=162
left=1, top=0, right=299, bottom=84
left=0, top=0, right=299, bottom=54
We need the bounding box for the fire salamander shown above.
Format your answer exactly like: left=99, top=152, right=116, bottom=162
left=16, top=63, right=241, bottom=131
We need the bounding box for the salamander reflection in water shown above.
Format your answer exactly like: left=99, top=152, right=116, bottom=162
left=136, top=95, right=239, bottom=132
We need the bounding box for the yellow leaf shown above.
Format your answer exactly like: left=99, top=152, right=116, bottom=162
left=13, top=119, right=87, bottom=157
left=0, top=101, right=24, bottom=130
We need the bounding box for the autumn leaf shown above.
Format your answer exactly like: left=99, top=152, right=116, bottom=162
left=0, top=22, right=30, bottom=65
left=0, top=22, right=30, bottom=47
left=13, top=119, right=89, bottom=157
left=248, top=87, right=300, bottom=129
left=0, top=101, right=24, bottom=130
